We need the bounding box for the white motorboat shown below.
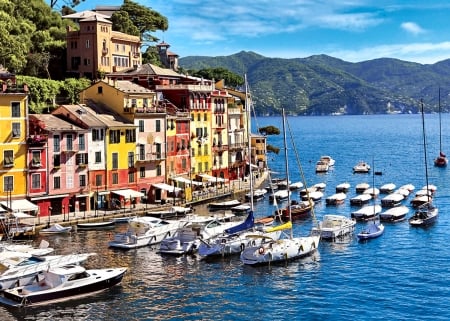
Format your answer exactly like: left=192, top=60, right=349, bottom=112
left=320, top=155, right=335, bottom=167
left=269, top=189, right=291, bottom=201
left=0, top=265, right=126, bottom=307
left=380, top=193, right=404, bottom=207
left=39, top=224, right=72, bottom=235
left=208, top=200, right=241, bottom=211
left=314, top=182, right=326, bottom=191
left=289, top=181, right=304, bottom=190
left=325, top=193, right=347, bottom=205
left=379, top=183, right=396, bottom=194
left=410, top=195, right=432, bottom=208
left=335, top=182, right=351, bottom=193
left=399, top=184, right=415, bottom=192
left=315, top=160, right=329, bottom=173
left=349, top=194, right=372, bottom=206
left=380, top=206, right=409, bottom=222
left=357, top=222, right=384, bottom=240
left=77, top=221, right=115, bottom=230
left=312, top=215, right=356, bottom=240
left=147, top=206, right=192, bottom=218
left=351, top=205, right=382, bottom=221
left=353, top=161, right=371, bottom=173
left=394, top=188, right=410, bottom=199
left=158, top=213, right=244, bottom=255
left=109, top=217, right=185, bottom=249
left=245, top=189, right=267, bottom=201
left=301, top=190, right=324, bottom=202
left=0, top=252, right=95, bottom=291
left=355, top=182, right=370, bottom=193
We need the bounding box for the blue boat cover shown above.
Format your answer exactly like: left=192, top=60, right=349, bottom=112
left=225, top=211, right=254, bottom=234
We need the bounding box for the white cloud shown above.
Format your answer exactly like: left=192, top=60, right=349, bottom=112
left=401, top=22, right=426, bottom=35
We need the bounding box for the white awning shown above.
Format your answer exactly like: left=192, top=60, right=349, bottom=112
left=111, top=189, right=144, bottom=198
left=30, top=194, right=69, bottom=201
left=12, top=212, right=34, bottom=218
left=172, top=177, right=203, bottom=186
left=1, top=199, right=38, bottom=212
left=198, top=173, right=216, bottom=180
left=199, top=173, right=227, bottom=183
left=152, top=183, right=182, bottom=192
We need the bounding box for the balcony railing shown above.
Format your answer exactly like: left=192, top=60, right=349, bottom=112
left=27, top=135, right=47, bottom=145
left=135, top=152, right=166, bottom=161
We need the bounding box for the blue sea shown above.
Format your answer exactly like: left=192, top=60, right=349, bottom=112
left=3, top=114, right=450, bottom=321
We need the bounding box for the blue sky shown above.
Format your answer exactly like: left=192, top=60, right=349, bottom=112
left=54, top=0, right=450, bottom=64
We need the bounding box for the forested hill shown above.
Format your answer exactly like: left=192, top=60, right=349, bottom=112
left=179, top=51, right=450, bottom=116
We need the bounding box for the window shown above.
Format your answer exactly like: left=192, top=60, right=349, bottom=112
left=197, top=114, right=200, bottom=121
left=128, top=152, right=134, bottom=167
left=95, top=152, right=101, bottom=163
left=78, top=134, right=85, bottom=150
left=12, top=123, right=20, bottom=137
left=31, top=174, right=40, bottom=189
left=143, top=98, right=148, bottom=107
left=53, top=176, right=61, bottom=189
left=128, top=171, right=135, bottom=183
left=66, top=134, right=73, bottom=150
left=11, top=102, right=20, bottom=117
left=140, top=167, right=145, bottom=178
left=53, top=154, right=60, bottom=167
left=32, top=151, right=41, bottom=166
left=4, top=176, right=13, bottom=191
left=3, top=150, right=14, bottom=167
left=86, top=40, right=90, bottom=48
left=92, top=129, right=104, bottom=141
left=112, top=173, right=118, bottom=184
left=204, top=113, right=207, bottom=121
left=139, top=145, right=145, bottom=160
left=182, top=158, right=187, bottom=169
left=112, top=153, right=118, bottom=169
left=156, top=120, right=161, bottom=132
left=109, top=130, right=120, bottom=144
left=198, top=163, right=202, bottom=173
left=155, top=143, right=162, bottom=159
left=204, top=162, right=209, bottom=172
left=53, top=135, right=60, bottom=152
left=125, top=129, right=136, bottom=143
left=79, top=174, right=86, bottom=187
left=131, top=98, right=137, bottom=107
left=139, top=120, right=144, bottom=132
left=98, top=86, right=103, bottom=94
left=95, top=174, right=102, bottom=186
left=156, top=164, right=162, bottom=176
left=66, top=174, right=74, bottom=188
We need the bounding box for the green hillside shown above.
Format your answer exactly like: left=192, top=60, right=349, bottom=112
left=179, top=52, right=450, bottom=115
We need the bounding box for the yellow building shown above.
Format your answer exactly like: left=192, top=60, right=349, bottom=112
left=63, top=11, right=141, bottom=79
left=0, top=72, right=33, bottom=212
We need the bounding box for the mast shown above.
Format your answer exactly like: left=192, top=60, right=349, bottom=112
left=281, top=108, right=293, bottom=239
left=244, top=75, right=254, bottom=211
left=439, top=88, right=442, bottom=152
left=421, top=100, right=431, bottom=203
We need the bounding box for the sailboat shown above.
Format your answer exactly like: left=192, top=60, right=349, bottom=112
left=434, top=88, right=448, bottom=167
left=240, top=109, right=320, bottom=265
left=357, top=159, right=384, bottom=241
left=197, top=76, right=281, bottom=259
left=409, top=100, right=439, bottom=226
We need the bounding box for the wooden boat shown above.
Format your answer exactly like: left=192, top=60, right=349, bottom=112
left=312, top=214, right=356, bottom=240
left=351, top=205, right=382, bottom=221
left=39, top=224, right=72, bottom=235
left=353, top=161, right=371, bottom=173
left=350, top=194, right=372, bottom=206
left=380, top=206, right=409, bottom=222
left=77, top=221, right=115, bottom=230
left=207, top=199, right=241, bottom=211
left=357, top=222, right=384, bottom=240
left=410, top=195, right=432, bottom=208
left=0, top=265, right=126, bottom=307
left=335, top=182, right=351, bottom=193
left=380, top=193, right=404, bottom=207
left=325, top=193, right=347, bottom=205
left=280, top=200, right=314, bottom=221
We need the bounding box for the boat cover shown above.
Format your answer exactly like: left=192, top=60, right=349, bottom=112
left=224, top=211, right=254, bottom=234
left=265, top=221, right=292, bottom=233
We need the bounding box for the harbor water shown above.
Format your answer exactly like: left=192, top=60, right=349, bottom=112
left=3, top=114, right=450, bottom=321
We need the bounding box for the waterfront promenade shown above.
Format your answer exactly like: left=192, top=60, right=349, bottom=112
left=29, top=170, right=269, bottom=231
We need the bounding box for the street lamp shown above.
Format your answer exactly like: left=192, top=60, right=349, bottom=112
left=81, top=202, right=86, bottom=219
left=62, top=205, right=65, bottom=222
left=95, top=186, right=99, bottom=217
left=48, top=207, right=52, bottom=227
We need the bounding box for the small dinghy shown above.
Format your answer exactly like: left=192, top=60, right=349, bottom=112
left=40, top=224, right=72, bottom=235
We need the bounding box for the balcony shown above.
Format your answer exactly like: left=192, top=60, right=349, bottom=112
left=27, top=135, right=47, bottom=145
left=30, top=161, right=42, bottom=168
left=136, top=153, right=166, bottom=161
left=229, top=143, right=245, bottom=150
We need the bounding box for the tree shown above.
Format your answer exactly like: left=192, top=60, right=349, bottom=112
left=190, top=67, right=244, bottom=87
left=50, top=0, right=84, bottom=9
left=259, top=125, right=280, bottom=135
left=142, top=46, right=164, bottom=67
left=114, top=0, right=168, bottom=44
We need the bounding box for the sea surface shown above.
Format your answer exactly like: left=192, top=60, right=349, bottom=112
left=3, top=114, right=450, bottom=321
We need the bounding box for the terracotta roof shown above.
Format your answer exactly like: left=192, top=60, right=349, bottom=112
left=31, top=114, right=83, bottom=131
left=57, top=104, right=106, bottom=128
left=107, top=63, right=181, bottom=78
left=114, top=80, right=154, bottom=93
left=62, top=10, right=110, bottom=20
left=82, top=101, right=135, bottom=128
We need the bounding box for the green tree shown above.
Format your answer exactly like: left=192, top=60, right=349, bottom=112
left=259, top=125, right=280, bottom=135
left=50, top=0, right=84, bottom=9
left=190, top=68, right=244, bottom=87
left=142, top=46, right=163, bottom=67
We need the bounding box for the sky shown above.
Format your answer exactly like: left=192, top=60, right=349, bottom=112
left=53, top=0, right=450, bottom=64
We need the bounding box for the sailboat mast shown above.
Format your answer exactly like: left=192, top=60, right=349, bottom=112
left=439, top=88, right=442, bottom=152
left=244, top=75, right=254, bottom=211
left=281, top=109, right=293, bottom=239
left=421, top=100, right=431, bottom=202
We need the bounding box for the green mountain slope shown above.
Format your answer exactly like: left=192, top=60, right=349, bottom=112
left=179, top=52, right=450, bottom=115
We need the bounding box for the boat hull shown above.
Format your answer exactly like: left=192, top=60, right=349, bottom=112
left=77, top=221, right=115, bottom=230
